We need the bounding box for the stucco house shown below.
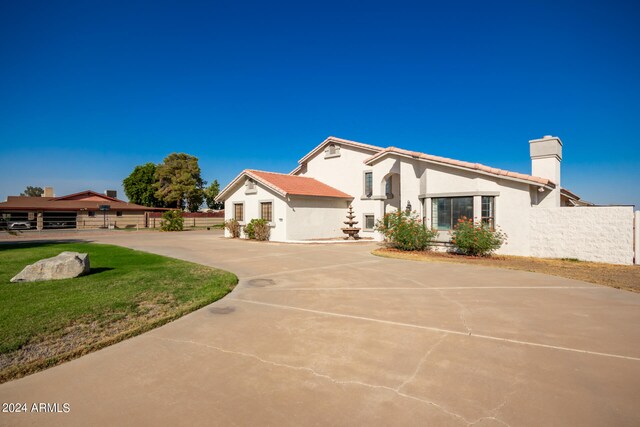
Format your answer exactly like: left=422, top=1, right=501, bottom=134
left=217, top=136, right=639, bottom=265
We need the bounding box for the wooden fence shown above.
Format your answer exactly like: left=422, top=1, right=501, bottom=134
left=147, top=211, right=224, bottom=229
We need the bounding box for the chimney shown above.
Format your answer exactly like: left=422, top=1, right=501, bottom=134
left=43, top=187, right=54, bottom=197
left=105, top=190, right=117, bottom=198
left=529, top=135, right=562, bottom=207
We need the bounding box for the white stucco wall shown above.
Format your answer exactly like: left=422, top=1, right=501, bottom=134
left=529, top=207, right=635, bottom=265
left=296, top=145, right=382, bottom=239
left=285, top=197, right=351, bottom=241
left=422, top=164, right=533, bottom=256
left=297, top=145, right=538, bottom=254
left=223, top=178, right=289, bottom=242
left=635, top=210, right=640, bottom=265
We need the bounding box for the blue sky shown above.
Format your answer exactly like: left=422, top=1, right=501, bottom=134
left=1, top=0, right=638, bottom=208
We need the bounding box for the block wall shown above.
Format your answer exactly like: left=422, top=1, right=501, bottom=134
left=530, top=207, right=635, bottom=265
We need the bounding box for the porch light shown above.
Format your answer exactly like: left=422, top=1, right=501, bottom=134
left=405, top=201, right=412, bottom=213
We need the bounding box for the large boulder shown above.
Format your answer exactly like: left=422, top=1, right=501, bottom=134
left=10, top=252, right=90, bottom=283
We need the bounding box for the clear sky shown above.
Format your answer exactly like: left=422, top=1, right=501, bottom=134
left=1, top=0, right=638, bottom=208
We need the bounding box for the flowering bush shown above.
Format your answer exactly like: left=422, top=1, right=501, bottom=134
left=450, top=217, right=506, bottom=256
left=160, top=210, right=184, bottom=231
left=375, top=210, right=437, bottom=251
left=225, top=218, right=241, bottom=238
left=243, top=218, right=270, bottom=241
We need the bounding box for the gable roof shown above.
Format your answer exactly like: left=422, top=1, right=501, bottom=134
left=52, top=190, right=121, bottom=202
left=216, top=169, right=353, bottom=201
left=0, top=191, right=166, bottom=212
left=291, top=136, right=384, bottom=175
left=364, top=146, right=555, bottom=188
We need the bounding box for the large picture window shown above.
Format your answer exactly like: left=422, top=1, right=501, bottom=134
left=233, top=203, right=244, bottom=222
left=431, top=197, right=473, bottom=230
left=260, top=202, right=273, bottom=222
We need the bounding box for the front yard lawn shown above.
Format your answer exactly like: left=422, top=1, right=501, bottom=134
left=373, top=248, right=640, bottom=292
left=0, top=242, right=237, bottom=383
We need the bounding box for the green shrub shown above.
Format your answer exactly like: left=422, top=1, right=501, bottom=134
left=450, top=217, right=506, bottom=256
left=375, top=210, right=437, bottom=251
left=225, top=219, right=241, bottom=238
left=160, top=210, right=184, bottom=231
left=243, top=218, right=270, bottom=241
left=252, top=219, right=271, bottom=241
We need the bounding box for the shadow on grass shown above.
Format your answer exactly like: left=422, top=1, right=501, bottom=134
left=0, top=240, right=93, bottom=250
left=86, top=267, right=114, bottom=276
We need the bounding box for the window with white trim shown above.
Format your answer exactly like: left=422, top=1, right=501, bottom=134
left=481, top=196, right=495, bottom=229
left=260, top=202, right=273, bottom=222
left=431, top=197, right=473, bottom=230
left=234, top=203, right=244, bottom=222
left=364, top=172, right=373, bottom=197
left=364, top=214, right=375, bottom=230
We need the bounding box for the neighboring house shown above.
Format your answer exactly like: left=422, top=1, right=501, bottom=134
left=0, top=190, right=166, bottom=230
left=217, top=135, right=638, bottom=265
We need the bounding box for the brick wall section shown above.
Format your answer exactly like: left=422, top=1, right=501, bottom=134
left=530, top=207, right=635, bottom=265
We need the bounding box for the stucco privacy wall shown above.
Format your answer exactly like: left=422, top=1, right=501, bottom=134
left=530, top=207, right=635, bottom=265
left=635, top=211, right=640, bottom=265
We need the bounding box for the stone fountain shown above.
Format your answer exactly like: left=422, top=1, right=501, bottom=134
left=341, top=205, right=361, bottom=240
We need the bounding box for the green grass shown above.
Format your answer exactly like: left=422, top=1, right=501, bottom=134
left=0, top=242, right=237, bottom=382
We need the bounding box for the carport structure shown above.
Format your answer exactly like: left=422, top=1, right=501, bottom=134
left=1, top=231, right=639, bottom=426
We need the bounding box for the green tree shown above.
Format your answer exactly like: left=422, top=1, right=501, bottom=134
left=20, top=186, right=44, bottom=197
left=186, top=190, right=205, bottom=213
left=204, top=180, right=223, bottom=209
left=123, top=163, right=164, bottom=207
left=154, top=153, right=204, bottom=212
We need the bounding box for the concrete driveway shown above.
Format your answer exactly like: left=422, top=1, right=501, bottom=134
left=1, top=230, right=639, bottom=426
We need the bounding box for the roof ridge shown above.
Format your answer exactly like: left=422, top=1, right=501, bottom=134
left=365, top=146, right=554, bottom=186
left=296, top=136, right=384, bottom=166
left=247, top=169, right=317, bottom=180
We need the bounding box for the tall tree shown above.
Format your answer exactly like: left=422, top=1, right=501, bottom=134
left=204, top=179, right=223, bottom=209
left=20, top=186, right=44, bottom=197
left=154, top=153, right=204, bottom=212
left=123, top=163, right=164, bottom=207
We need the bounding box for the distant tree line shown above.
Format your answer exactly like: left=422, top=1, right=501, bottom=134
left=123, top=153, right=223, bottom=212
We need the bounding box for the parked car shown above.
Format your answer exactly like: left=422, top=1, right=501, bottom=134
left=8, top=221, right=31, bottom=230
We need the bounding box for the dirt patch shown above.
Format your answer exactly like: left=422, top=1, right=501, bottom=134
left=373, top=248, right=640, bottom=293
left=0, top=297, right=185, bottom=382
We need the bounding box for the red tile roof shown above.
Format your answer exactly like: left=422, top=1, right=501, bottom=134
left=246, top=170, right=353, bottom=198
left=365, top=147, right=555, bottom=187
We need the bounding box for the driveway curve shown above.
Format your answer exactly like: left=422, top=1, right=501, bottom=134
left=1, top=230, right=639, bottom=426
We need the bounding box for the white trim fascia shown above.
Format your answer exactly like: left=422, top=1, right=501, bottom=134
left=366, top=151, right=555, bottom=189
left=295, top=136, right=383, bottom=170
left=420, top=191, right=500, bottom=198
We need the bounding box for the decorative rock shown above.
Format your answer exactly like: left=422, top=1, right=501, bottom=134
left=10, top=252, right=90, bottom=283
